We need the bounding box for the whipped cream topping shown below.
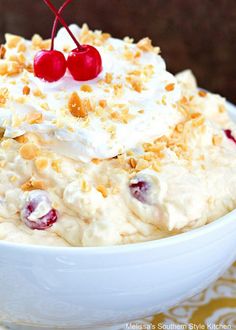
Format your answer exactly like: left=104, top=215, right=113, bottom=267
left=0, top=25, right=182, bottom=162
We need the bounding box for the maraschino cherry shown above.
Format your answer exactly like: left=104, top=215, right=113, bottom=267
left=46, top=0, right=102, bottom=81
left=224, top=129, right=236, bottom=144
left=33, top=0, right=71, bottom=82
left=21, top=190, right=58, bottom=230
left=34, top=50, right=66, bottom=82
left=34, top=0, right=102, bottom=82
left=67, top=45, right=102, bottom=81
left=129, top=179, right=150, bottom=204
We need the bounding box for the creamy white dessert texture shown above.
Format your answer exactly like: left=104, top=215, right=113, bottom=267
left=0, top=24, right=235, bottom=246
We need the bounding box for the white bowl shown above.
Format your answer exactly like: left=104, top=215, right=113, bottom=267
left=0, top=101, right=236, bottom=330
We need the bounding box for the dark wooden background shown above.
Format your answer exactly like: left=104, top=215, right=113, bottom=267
left=0, top=0, right=235, bottom=103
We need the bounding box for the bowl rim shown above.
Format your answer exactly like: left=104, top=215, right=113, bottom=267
left=0, top=100, right=235, bottom=255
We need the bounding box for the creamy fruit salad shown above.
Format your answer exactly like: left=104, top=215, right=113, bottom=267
left=0, top=24, right=235, bottom=247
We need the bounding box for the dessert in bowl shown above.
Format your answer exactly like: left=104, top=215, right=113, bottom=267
left=0, top=2, right=236, bottom=328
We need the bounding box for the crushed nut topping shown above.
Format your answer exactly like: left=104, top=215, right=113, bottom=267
left=19, top=143, right=40, bottom=160
left=137, top=37, right=160, bottom=54
left=80, top=84, right=93, bottom=93
left=198, top=90, right=207, bottom=97
left=129, top=158, right=137, bottom=168
left=14, top=134, right=29, bottom=144
left=21, top=178, right=46, bottom=191
left=51, top=159, right=62, bottom=173
left=0, top=45, right=6, bottom=59
left=105, top=73, right=113, bottom=84
left=165, top=83, right=175, bottom=92
left=68, top=92, right=87, bottom=118
left=96, top=185, right=108, bottom=198
left=35, top=158, right=48, bottom=172
left=212, top=135, right=222, bottom=146
left=22, top=85, right=30, bottom=95
left=5, top=34, right=22, bottom=49
left=0, top=88, right=9, bottom=106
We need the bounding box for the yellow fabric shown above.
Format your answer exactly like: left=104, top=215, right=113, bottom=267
left=152, top=262, right=236, bottom=328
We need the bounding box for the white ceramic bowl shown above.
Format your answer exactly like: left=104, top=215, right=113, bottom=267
left=0, top=102, right=236, bottom=330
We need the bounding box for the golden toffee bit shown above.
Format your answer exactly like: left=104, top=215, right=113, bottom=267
left=19, top=143, right=40, bottom=160
left=68, top=92, right=87, bottom=118
left=22, top=85, right=31, bottom=95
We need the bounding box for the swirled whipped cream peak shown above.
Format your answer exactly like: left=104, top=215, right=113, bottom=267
left=0, top=24, right=182, bottom=162
left=0, top=24, right=236, bottom=247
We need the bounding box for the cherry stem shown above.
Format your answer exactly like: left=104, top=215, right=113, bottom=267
left=43, top=0, right=83, bottom=51
left=50, top=0, right=73, bottom=50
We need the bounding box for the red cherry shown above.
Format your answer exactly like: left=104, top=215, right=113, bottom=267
left=224, top=129, right=236, bottom=144
left=41, top=0, right=103, bottom=82
left=21, top=191, right=58, bottom=230
left=34, top=50, right=67, bottom=82
left=129, top=180, right=150, bottom=204
left=67, top=45, right=102, bottom=81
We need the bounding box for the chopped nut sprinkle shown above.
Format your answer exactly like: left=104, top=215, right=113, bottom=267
left=137, top=37, right=159, bottom=53
left=80, top=84, right=93, bottom=93
left=68, top=92, right=87, bottom=118
left=0, top=60, right=22, bottom=76
left=81, top=179, right=91, bottom=192
left=105, top=73, right=113, bottom=84
left=99, top=99, right=107, bottom=108
left=51, top=159, right=62, bottom=173
left=33, top=89, right=45, bottom=99
left=26, top=112, right=43, bottom=124
left=35, top=158, right=48, bottom=171
left=0, top=45, right=6, bottom=59
left=19, top=143, right=39, bottom=160
left=212, top=135, right=222, bottom=146
left=165, top=83, right=175, bottom=92
left=198, top=90, right=207, bottom=97
left=0, top=88, right=9, bottom=106
left=5, top=34, right=21, bottom=48
left=96, top=185, right=108, bottom=198
left=21, top=179, right=45, bottom=191
left=22, top=85, right=30, bottom=95
left=14, top=134, right=28, bottom=144
left=129, top=158, right=137, bottom=168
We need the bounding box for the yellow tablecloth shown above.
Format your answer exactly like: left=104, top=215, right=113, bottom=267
left=151, top=262, right=236, bottom=329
